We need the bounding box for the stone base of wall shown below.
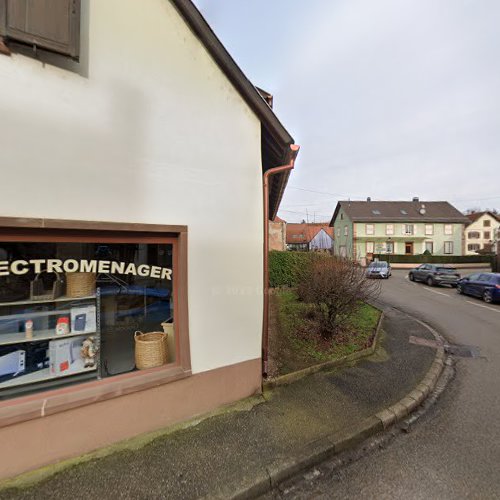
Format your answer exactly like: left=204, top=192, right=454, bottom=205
left=0, top=358, right=261, bottom=480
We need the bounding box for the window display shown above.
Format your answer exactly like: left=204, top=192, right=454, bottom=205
left=0, top=240, right=175, bottom=399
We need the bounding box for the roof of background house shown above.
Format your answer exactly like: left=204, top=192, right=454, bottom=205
left=330, top=200, right=470, bottom=225
left=273, top=216, right=286, bottom=223
left=466, top=211, right=500, bottom=224
left=286, top=223, right=334, bottom=244
left=171, top=0, right=295, bottom=219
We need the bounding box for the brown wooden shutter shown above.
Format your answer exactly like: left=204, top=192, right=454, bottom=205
left=0, top=0, right=80, bottom=58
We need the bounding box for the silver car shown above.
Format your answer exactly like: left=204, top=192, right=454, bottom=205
left=408, top=264, right=460, bottom=287
left=366, top=261, right=391, bottom=279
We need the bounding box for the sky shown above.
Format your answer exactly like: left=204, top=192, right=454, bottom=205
left=194, top=0, right=500, bottom=222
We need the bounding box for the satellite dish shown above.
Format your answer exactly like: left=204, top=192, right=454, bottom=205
left=419, top=208, right=426, bottom=215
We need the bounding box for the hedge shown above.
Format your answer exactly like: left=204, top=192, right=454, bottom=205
left=372, top=254, right=494, bottom=264
left=268, top=251, right=322, bottom=287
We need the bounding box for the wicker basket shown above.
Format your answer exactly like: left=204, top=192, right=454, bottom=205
left=66, top=272, right=96, bottom=298
left=134, top=331, right=168, bottom=370
left=30, top=272, right=64, bottom=301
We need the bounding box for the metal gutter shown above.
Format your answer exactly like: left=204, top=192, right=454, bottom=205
left=262, top=144, right=300, bottom=377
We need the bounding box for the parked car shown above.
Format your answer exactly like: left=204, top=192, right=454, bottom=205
left=408, top=264, right=460, bottom=287
left=456, top=273, right=500, bottom=303
left=366, top=261, right=391, bottom=279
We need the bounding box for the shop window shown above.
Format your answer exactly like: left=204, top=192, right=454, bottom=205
left=0, top=0, right=80, bottom=59
left=0, top=236, right=179, bottom=400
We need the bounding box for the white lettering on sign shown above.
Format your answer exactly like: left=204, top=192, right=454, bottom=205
left=11, top=260, right=29, bottom=275
left=2, top=259, right=172, bottom=280
left=0, top=261, right=9, bottom=276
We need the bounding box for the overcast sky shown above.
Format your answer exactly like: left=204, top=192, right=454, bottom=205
left=194, top=0, right=500, bottom=222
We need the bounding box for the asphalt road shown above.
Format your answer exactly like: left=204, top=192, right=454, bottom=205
left=274, top=268, right=500, bottom=500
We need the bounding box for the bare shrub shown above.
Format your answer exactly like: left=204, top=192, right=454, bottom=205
left=297, top=256, right=381, bottom=338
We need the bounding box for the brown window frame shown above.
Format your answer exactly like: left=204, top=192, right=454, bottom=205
left=0, top=0, right=80, bottom=59
left=0, top=217, right=190, bottom=428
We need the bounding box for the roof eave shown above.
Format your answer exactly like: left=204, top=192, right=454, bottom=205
left=171, top=0, right=294, bottom=149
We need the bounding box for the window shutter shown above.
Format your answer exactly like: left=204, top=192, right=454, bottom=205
left=1, top=0, right=80, bottom=58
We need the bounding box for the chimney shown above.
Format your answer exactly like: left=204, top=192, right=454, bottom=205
left=367, top=197, right=371, bottom=202
left=412, top=197, right=419, bottom=202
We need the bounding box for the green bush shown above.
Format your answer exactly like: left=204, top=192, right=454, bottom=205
left=268, top=251, right=325, bottom=287
left=372, top=254, right=493, bottom=264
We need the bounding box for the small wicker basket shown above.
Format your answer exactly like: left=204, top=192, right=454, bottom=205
left=134, top=331, right=168, bottom=370
left=66, top=272, right=96, bottom=298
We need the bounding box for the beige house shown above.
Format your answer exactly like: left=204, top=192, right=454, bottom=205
left=0, top=0, right=296, bottom=480
left=269, top=216, right=287, bottom=251
left=465, top=212, right=500, bottom=255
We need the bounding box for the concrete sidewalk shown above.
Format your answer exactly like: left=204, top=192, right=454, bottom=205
left=0, top=307, right=440, bottom=500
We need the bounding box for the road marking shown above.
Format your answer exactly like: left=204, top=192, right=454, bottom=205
left=465, top=300, right=500, bottom=314
left=423, top=288, right=450, bottom=297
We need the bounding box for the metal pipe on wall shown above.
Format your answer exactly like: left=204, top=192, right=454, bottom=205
left=262, top=144, right=300, bottom=377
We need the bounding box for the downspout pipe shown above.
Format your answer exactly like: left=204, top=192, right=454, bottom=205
left=262, top=144, right=300, bottom=377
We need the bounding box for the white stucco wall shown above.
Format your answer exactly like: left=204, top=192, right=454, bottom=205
left=0, top=0, right=263, bottom=373
left=465, top=214, right=500, bottom=255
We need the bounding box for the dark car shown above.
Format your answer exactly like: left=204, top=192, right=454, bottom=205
left=366, top=261, right=391, bottom=279
left=457, top=272, right=500, bottom=303
left=408, top=264, right=460, bottom=287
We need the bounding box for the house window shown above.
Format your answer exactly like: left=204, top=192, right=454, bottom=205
left=444, top=224, right=453, bottom=235
left=425, top=241, right=433, bottom=254
left=366, top=242, right=374, bottom=254
left=484, top=220, right=491, bottom=227
left=0, top=0, right=81, bottom=59
left=344, top=226, right=348, bottom=236
left=484, top=231, right=491, bottom=239
left=366, top=224, right=374, bottom=235
left=404, top=224, right=414, bottom=235
left=0, top=224, right=187, bottom=401
left=336, top=228, right=340, bottom=237
left=444, top=241, right=453, bottom=254
left=425, top=224, right=434, bottom=236
left=386, top=224, right=394, bottom=235
left=340, top=213, right=344, bottom=220
left=468, top=231, right=480, bottom=239
left=385, top=241, right=394, bottom=254
left=468, top=244, right=480, bottom=252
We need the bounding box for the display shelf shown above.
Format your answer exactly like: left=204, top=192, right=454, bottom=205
left=0, top=295, right=96, bottom=307
left=0, top=330, right=95, bottom=346
left=0, top=309, right=74, bottom=321
left=0, top=360, right=97, bottom=389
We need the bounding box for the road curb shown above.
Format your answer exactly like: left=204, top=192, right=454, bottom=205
left=232, top=314, right=447, bottom=499
left=264, top=310, right=384, bottom=391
